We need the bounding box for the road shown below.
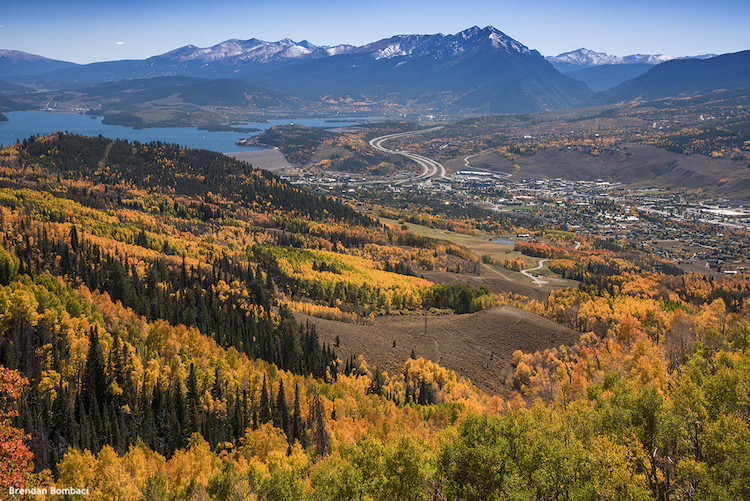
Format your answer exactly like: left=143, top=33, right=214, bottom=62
left=521, top=258, right=549, bottom=287
left=369, top=127, right=445, bottom=184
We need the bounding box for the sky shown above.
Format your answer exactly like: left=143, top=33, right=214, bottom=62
left=2, top=0, right=748, bottom=64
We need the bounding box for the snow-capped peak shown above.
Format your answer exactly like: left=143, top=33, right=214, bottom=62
left=156, top=38, right=326, bottom=65
left=361, top=26, right=534, bottom=61
left=547, top=48, right=676, bottom=68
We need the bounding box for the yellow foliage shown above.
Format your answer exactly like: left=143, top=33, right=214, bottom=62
left=237, top=423, right=289, bottom=464
left=93, top=446, right=141, bottom=501
left=165, top=434, right=219, bottom=492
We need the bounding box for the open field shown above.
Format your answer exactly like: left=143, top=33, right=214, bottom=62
left=379, top=216, right=578, bottom=294
left=290, top=217, right=582, bottom=396
left=298, top=305, right=579, bottom=397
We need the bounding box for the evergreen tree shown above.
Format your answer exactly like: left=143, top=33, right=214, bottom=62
left=311, top=394, right=328, bottom=458
left=291, top=383, right=304, bottom=446
left=259, top=376, right=272, bottom=424
left=186, top=363, right=200, bottom=439
left=275, top=378, right=290, bottom=441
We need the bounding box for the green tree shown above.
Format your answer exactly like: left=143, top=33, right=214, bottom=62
left=379, top=434, right=432, bottom=501
left=439, top=414, right=510, bottom=501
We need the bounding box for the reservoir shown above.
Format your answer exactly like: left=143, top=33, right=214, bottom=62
left=0, top=112, right=370, bottom=154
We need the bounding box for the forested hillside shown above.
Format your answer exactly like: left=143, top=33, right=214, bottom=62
left=1, top=133, right=750, bottom=500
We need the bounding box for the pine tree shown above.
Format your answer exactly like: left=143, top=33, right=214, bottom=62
left=275, top=378, right=290, bottom=441
left=82, top=327, right=106, bottom=414
left=311, top=394, right=328, bottom=458
left=186, top=363, right=200, bottom=439
left=259, top=376, right=272, bottom=424
left=291, top=383, right=304, bottom=446
left=231, top=388, right=243, bottom=441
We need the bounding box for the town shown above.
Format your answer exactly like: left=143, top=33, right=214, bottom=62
left=280, top=166, right=750, bottom=277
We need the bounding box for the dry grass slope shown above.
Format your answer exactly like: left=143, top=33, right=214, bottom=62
left=298, top=304, right=578, bottom=397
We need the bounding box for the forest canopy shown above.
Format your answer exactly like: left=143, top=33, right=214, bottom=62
left=1, top=133, right=750, bottom=500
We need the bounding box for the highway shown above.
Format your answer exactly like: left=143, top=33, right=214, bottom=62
left=368, top=127, right=445, bottom=184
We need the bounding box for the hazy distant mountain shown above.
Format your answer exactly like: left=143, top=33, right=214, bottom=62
left=0, top=94, right=22, bottom=113
left=547, top=48, right=720, bottom=92
left=8, top=31, right=740, bottom=115
left=0, top=78, right=26, bottom=111
left=78, top=76, right=303, bottom=109
left=2, top=39, right=354, bottom=87
left=547, top=48, right=675, bottom=73
left=588, top=50, right=750, bottom=105
left=0, top=78, right=33, bottom=96
left=565, top=64, right=655, bottom=92
left=0, top=49, right=78, bottom=78
left=0, top=26, right=592, bottom=114
left=158, top=38, right=354, bottom=65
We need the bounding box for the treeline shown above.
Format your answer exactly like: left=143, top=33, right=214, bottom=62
left=548, top=247, right=686, bottom=291
left=0, top=223, right=336, bottom=379
left=8, top=133, right=374, bottom=227
left=648, top=125, right=750, bottom=158
left=0, top=207, right=345, bottom=471
left=514, top=241, right=567, bottom=259
left=249, top=244, right=428, bottom=312
left=0, top=273, right=336, bottom=480
left=388, top=231, right=479, bottom=264
left=426, top=284, right=492, bottom=314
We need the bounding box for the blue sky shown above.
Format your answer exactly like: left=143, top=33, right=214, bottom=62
left=2, top=0, right=748, bottom=64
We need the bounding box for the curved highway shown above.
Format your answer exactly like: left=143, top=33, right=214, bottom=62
left=369, top=127, right=445, bottom=184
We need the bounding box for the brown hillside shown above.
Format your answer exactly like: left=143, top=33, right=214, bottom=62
left=297, top=305, right=578, bottom=397
left=444, top=143, right=748, bottom=194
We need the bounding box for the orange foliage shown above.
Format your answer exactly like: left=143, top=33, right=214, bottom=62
left=0, top=366, right=35, bottom=490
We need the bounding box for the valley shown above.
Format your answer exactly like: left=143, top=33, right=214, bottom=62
left=2, top=24, right=750, bottom=501
left=2, top=109, right=750, bottom=499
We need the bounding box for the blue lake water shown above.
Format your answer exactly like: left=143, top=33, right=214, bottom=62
left=492, top=239, right=516, bottom=245
left=0, top=112, right=372, bottom=154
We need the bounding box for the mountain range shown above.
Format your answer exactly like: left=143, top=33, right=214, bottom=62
left=546, top=48, right=718, bottom=92
left=546, top=48, right=679, bottom=73
left=587, top=49, right=750, bottom=105
left=0, top=27, right=748, bottom=117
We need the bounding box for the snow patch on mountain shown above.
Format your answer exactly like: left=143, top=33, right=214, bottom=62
left=487, top=30, right=532, bottom=55
left=324, top=45, right=355, bottom=56
left=375, top=43, right=405, bottom=60
left=158, top=38, right=323, bottom=64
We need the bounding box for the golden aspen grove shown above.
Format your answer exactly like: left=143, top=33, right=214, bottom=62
left=0, top=132, right=749, bottom=500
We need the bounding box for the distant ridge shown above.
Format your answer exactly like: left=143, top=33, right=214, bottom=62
left=0, top=49, right=78, bottom=78
left=547, top=48, right=721, bottom=92
left=588, top=49, right=750, bottom=105
left=547, top=48, right=677, bottom=73
left=0, top=26, right=591, bottom=114
left=1, top=30, right=744, bottom=115
left=564, top=64, right=655, bottom=92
